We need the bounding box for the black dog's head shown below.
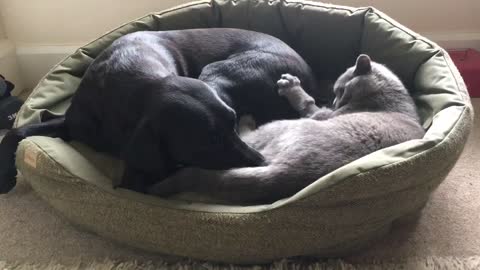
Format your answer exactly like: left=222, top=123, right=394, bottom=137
left=163, top=77, right=266, bottom=168
left=137, top=76, right=265, bottom=173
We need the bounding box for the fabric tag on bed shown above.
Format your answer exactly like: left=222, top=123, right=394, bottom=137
left=24, top=146, right=39, bottom=169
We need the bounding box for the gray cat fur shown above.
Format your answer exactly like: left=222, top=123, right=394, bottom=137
left=149, top=55, right=425, bottom=204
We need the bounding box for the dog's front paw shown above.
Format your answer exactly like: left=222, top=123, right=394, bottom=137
left=0, top=151, right=18, bottom=194
left=277, top=74, right=301, bottom=96
left=0, top=167, right=17, bottom=194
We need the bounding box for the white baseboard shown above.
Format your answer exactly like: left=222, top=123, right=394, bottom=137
left=14, top=31, right=480, bottom=90
left=16, top=44, right=80, bottom=90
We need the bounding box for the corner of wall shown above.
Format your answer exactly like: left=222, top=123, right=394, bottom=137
left=0, top=40, right=24, bottom=96
left=16, top=44, right=78, bottom=90
left=0, top=10, right=25, bottom=96
left=0, top=15, right=6, bottom=39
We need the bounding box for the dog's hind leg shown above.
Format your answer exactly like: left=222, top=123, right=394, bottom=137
left=0, top=117, right=66, bottom=193
left=198, top=55, right=300, bottom=124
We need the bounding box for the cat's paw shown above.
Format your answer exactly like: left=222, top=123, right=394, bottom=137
left=277, top=74, right=301, bottom=96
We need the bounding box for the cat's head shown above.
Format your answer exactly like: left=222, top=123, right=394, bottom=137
left=332, top=54, right=414, bottom=114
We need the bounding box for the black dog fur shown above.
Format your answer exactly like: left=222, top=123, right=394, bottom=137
left=0, top=28, right=323, bottom=193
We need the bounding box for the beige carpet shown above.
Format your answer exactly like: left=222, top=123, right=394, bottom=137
left=0, top=99, right=478, bottom=269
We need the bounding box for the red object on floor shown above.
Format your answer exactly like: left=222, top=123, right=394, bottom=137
left=448, top=49, right=480, bottom=97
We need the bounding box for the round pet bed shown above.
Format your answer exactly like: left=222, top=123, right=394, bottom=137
left=14, top=0, right=473, bottom=264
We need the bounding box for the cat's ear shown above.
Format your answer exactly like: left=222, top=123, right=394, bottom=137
left=354, top=54, right=372, bottom=75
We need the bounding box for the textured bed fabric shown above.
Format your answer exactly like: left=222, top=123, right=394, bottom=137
left=12, top=0, right=473, bottom=264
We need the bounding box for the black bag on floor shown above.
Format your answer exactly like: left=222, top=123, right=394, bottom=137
left=0, top=75, right=23, bottom=129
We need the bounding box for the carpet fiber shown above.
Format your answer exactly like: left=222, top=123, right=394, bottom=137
left=0, top=99, right=478, bottom=269
left=1, top=257, right=480, bottom=270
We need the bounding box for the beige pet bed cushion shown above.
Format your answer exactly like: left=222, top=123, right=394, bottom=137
left=14, top=0, right=473, bottom=264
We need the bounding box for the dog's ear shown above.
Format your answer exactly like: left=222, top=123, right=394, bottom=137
left=5, top=80, right=15, bottom=94
left=0, top=75, right=15, bottom=97
left=119, top=117, right=168, bottom=192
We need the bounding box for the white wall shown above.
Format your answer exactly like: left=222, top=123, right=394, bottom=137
left=0, top=0, right=193, bottom=89
left=336, top=0, right=480, bottom=34
left=1, top=0, right=479, bottom=45
left=0, top=0, right=192, bottom=45
left=0, top=16, right=23, bottom=93
left=0, top=0, right=479, bottom=89
left=0, top=20, right=5, bottom=39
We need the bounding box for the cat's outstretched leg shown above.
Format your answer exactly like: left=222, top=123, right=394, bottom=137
left=148, top=165, right=302, bottom=204
left=277, top=74, right=333, bottom=120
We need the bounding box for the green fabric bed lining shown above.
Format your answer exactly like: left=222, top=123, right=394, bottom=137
left=14, top=0, right=470, bottom=213
left=19, top=104, right=464, bottom=213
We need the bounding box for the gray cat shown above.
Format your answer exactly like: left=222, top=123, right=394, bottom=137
left=148, top=54, right=425, bottom=204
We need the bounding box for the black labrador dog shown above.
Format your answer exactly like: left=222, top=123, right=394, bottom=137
left=0, top=28, right=322, bottom=193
